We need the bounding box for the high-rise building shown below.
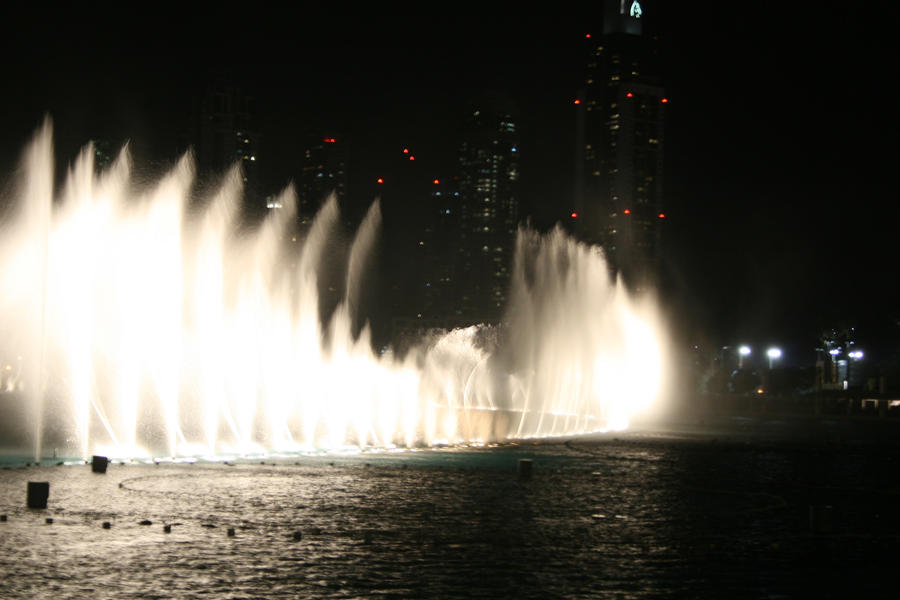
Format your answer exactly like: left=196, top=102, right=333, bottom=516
left=420, top=176, right=460, bottom=319
left=456, top=99, right=521, bottom=321
left=195, top=85, right=262, bottom=213
left=576, top=0, right=665, bottom=292
left=297, top=133, right=348, bottom=227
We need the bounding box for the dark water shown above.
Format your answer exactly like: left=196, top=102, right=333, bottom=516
left=2, top=417, right=899, bottom=599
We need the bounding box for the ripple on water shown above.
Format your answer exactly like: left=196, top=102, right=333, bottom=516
left=2, top=434, right=899, bottom=598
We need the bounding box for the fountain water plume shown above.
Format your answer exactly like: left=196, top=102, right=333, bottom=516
left=0, top=125, right=668, bottom=460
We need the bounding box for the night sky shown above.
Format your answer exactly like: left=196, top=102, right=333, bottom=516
left=1, top=3, right=896, bottom=362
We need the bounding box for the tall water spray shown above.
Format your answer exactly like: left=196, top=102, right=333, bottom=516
left=0, top=126, right=668, bottom=460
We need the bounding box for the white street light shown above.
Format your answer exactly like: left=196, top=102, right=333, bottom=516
left=767, top=347, right=782, bottom=369
left=738, top=345, right=751, bottom=369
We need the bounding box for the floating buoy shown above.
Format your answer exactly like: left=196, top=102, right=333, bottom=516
left=139, top=519, right=152, bottom=526
left=163, top=524, right=172, bottom=533
left=27, top=482, right=49, bottom=509
left=1, top=514, right=7, bottom=521
left=92, top=456, right=109, bottom=474
left=809, top=505, right=833, bottom=534
left=292, top=530, right=302, bottom=541
left=227, top=528, right=235, bottom=537
left=45, top=517, right=53, bottom=524
left=518, top=459, right=533, bottom=480
left=102, top=521, right=111, bottom=529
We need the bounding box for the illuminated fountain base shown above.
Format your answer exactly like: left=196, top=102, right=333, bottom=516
left=0, top=123, right=668, bottom=460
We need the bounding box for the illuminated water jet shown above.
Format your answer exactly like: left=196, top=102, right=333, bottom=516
left=0, top=124, right=668, bottom=460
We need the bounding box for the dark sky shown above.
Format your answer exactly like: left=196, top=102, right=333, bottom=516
left=1, top=3, right=896, bottom=358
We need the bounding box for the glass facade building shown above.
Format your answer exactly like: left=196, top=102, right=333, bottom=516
left=455, top=103, right=520, bottom=321
left=577, top=0, right=665, bottom=293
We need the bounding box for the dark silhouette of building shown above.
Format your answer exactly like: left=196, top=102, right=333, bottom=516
left=576, top=0, right=665, bottom=293
left=454, top=98, right=521, bottom=321
left=194, top=84, right=262, bottom=216
left=420, top=176, right=462, bottom=320
left=297, top=132, right=348, bottom=228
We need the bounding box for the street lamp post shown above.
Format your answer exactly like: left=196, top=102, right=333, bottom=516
left=847, top=350, right=863, bottom=389
left=767, top=347, right=782, bottom=370
left=738, top=346, right=751, bottom=369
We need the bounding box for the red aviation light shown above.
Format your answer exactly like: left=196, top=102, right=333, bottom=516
left=585, top=33, right=591, bottom=39
left=409, top=156, right=415, bottom=161
left=658, top=213, right=666, bottom=219
left=661, top=97, right=669, bottom=103
left=433, top=179, right=440, bottom=185
left=625, top=92, right=634, bottom=98
left=323, top=137, right=336, bottom=143
left=402, top=148, right=410, bottom=154
left=623, top=209, right=631, bottom=215
left=570, top=211, right=579, bottom=218
left=376, top=178, right=384, bottom=184
left=574, top=99, right=581, bottom=105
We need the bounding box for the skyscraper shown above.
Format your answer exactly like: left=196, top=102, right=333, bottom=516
left=194, top=84, right=262, bottom=215
left=576, top=0, right=665, bottom=293
left=456, top=98, right=521, bottom=321
left=297, top=133, right=348, bottom=227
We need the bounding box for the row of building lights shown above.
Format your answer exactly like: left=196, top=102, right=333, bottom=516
left=733, top=345, right=784, bottom=369
left=569, top=210, right=666, bottom=219
left=573, top=95, right=668, bottom=105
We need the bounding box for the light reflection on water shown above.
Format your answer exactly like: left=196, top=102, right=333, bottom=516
left=1, top=425, right=899, bottom=599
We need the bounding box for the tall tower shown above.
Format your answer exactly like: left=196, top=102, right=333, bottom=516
left=297, top=133, right=348, bottom=227
left=195, top=85, right=262, bottom=215
left=577, top=0, right=665, bottom=293
left=456, top=98, right=521, bottom=321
